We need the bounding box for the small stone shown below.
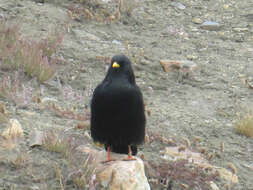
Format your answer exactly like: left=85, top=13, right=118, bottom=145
left=187, top=55, right=198, bottom=60
left=29, top=130, right=45, bottom=147
left=112, top=40, right=122, bottom=45
left=29, top=186, right=40, bottom=190
left=238, top=73, right=246, bottom=78
left=209, top=181, right=220, bottom=190
left=171, top=2, right=186, bottom=10
left=160, top=60, right=198, bottom=73
left=232, top=28, right=248, bottom=32
left=84, top=130, right=91, bottom=140
left=192, top=18, right=203, bottom=24
left=160, top=60, right=181, bottom=72
left=2, top=119, right=24, bottom=139
left=163, top=146, right=206, bottom=163
left=101, top=0, right=112, bottom=3
left=140, top=59, right=150, bottom=65
left=200, top=21, right=222, bottom=31
left=41, top=97, right=58, bottom=103
left=223, top=4, right=229, bottom=9
left=215, top=167, right=238, bottom=183
left=23, top=111, right=36, bottom=116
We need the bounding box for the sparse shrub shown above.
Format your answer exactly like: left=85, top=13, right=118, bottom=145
left=119, top=0, right=137, bottom=16
left=68, top=155, right=96, bottom=189
left=0, top=21, right=21, bottom=70
left=148, top=159, right=218, bottom=189
left=20, top=40, right=57, bottom=83
left=42, top=130, right=72, bottom=157
left=10, top=153, right=29, bottom=169
left=0, top=21, right=20, bottom=51
left=55, top=164, right=65, bottom=190
left=60, top=85, right=86, bottom=104
left=68, top=0, right=121, bottom=22
left=38, top=30, right=63, bottom=58
left=48, top=103, right=89, bottom=121
left=0, top=20, right=63, bottom=83
left=0, top=73, right=34, bottom=106
left=235, top=114, right=253, bottom=138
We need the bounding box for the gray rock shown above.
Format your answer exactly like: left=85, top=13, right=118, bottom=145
left=171, top=2, right=186, bottom=10
left=200, top=21, right=222, bottom=31
left=112, top=40, right=122, bottom=45
left=29, top=130, right=45, bottom=147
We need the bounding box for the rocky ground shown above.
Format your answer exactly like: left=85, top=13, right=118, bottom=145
left=0, top=0, right=253, bottom=189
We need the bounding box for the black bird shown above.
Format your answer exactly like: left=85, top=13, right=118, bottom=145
left=90, top=55, right=146, bottom=162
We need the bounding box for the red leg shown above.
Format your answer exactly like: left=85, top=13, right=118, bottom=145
left=102, top=146, right=115, bottom=163
left=123, top=145, right=136, bottom=161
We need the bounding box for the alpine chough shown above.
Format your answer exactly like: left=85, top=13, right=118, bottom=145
left=91, top=55, right=146, bottom=161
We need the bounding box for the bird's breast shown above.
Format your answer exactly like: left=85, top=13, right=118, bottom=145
left=100, top=82, right=138, bottom=111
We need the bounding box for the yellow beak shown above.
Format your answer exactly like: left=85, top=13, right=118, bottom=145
left=112, top=62, right=120, bottom=68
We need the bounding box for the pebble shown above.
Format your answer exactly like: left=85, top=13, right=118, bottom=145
left=140, top=59, right=150, bottom=65
left=171, top=2, right=186, bottom=10
left=112, top=39, right=122, bottom=45
left=200, top=21, right=222, bottom=31
left=223, top=4, right=229, bottom=9
left=209, top=181, right=220, bottom=190
left=160, top=60, right=198, bottom=73
left=232, top=27, right=248, bottom=32
left=187, top=55, right=198, bottom=60
left=192, top=18, right=203, bottom=24
left=41, top=97, right=58, bottom=103
left=0, top=13, right=5, bottom=19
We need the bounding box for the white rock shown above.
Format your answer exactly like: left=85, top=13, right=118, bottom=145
left=78, top=146, right=151, bottom=190
left=209, top=181, right=220, bottom=190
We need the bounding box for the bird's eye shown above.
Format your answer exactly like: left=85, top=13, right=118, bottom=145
left=112, top=62, right=120, bottom=68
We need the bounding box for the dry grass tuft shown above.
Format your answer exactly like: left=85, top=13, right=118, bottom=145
left=10, top=153, right=29, bottom=169
left=119, top=0, right=137, bottom=16
left=68, top=0, right=137, bottom=23
left=147, top=159, right=218, bottom=189
left=55, top=164, right=65, bottom=190
left=68, top=155, right=96, bottom=189
left=235, top=114, right=253, bottom=138
left=49, top=103, right=90, bottom=121
left=42, top=130, right=72, bottom=158
left=0, top=20, right=63, bottom=83
left=0, top=73, right=35, bottom=106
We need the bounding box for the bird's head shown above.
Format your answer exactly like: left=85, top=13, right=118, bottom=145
left=105, top=55, right=136, bottom=84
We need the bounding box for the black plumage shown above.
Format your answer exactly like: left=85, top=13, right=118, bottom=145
left=90, top=55, right=146, bottom=160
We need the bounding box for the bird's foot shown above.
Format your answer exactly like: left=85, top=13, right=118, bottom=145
left=101, top=159, right=116, bottom=164
left=123, top=155, right=136, bottom=161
